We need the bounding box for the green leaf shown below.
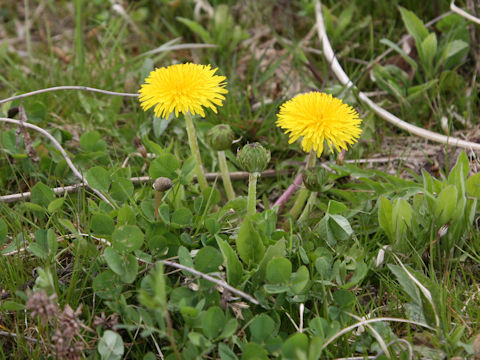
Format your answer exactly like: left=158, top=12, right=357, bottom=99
left=194, top=246, right=223, bottom=273
left=241, top=343, right=268, bottom=360
left=443, top=39, right=469, bottom=69
left=343, top=261, right=368, bottom=289
left=180, top=156, right=197, bottom=185
left=25, top=202, right=48, bottom=213
left=47, top=198, right=64, bottom=213
left=110, top=178, right=134, bottom=202
left=282, top=332, right=309, bottom=359
left=388, top=264, right=421, bottom=305
left=104, top=248, right=138, bottom=283
left=392, top=199, right=412, bottom=241
left=31, top=182, right=55, bottom=208
left=171, top=207, right=193, bottom=227
left=216, top=236, right=243, bottom=287
left=148, top=153, right=181, bottom=180
left=97, top=330, right=124, bottom=360
left=326, top=200, right=347, bottom=215
left=329, top=215, right=353, bottom=241
left=249, top=314, right=275, bottom=343
left=378, top=196, right=393, bottom=240
left=86, top=166, right=111, bottom=192
left=290, top=266, right=310, bottom=294
left=80, top=131, right=106, bottom=152
left=1, top=301, right=26, bottom=311
left=252, top=239, right=286, bottom=284
left=399, top=7, right=428, bottom=47
left=112, top=225, right=144, bottom=253
left=435, top=185, right=457, bottom=225
left=91, top=213, right=115, bottom=235
left=219, top=343, right=238, bottom=360
left=0, top=218, right=8, bottom=247
left=177, top=17, right=213, bottom=43
left=466, top=173, right=480, bottom=198
left=202, top=306, right=225, bottom=339
left=26, top=101, right=46, bottom=123
left=266, top=257, right=292, bottom=284
left=421, top=32, right=437, bottom=70
left=219, top=318, right=239, bottom=339
left=236, top=216, right=265, bottom=266
left=92, top=270, right=122, bottom=299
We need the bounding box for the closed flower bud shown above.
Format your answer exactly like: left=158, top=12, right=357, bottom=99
left=206, top=124, right=235, bottom=151
left=237, top=142, right=270, bottom=174
left=302, top=167, right=330, bottom=192
left=153, top=177, right=173, bottom=192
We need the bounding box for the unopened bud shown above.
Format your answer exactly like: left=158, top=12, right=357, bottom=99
left=237, top=142, right=270, bottom=174
left=153, top=177, right=173, bottom=192
left=302, top=167, right=330, bottom=192
left=206, top=124, right=235, bottom=151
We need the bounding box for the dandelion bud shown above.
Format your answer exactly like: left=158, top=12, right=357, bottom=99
left=302, top=167, right=330, bottom=192
left=153, top=177, right=173, bottom=192
left=237, top=142, right=270, bottom=174
left=206, top=124, right=235, bottom=151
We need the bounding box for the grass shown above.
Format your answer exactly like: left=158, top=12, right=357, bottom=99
left=1, top=0, right=480, bottom=359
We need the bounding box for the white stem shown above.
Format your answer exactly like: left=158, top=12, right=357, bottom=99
left=451, top=1, right=480, bottom=24
left=0, top=86, right=138, bottom=105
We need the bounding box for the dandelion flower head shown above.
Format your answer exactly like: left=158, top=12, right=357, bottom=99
left=276, top=91, right=362, bottom=157
left=139, top=63, right=228, bottom=118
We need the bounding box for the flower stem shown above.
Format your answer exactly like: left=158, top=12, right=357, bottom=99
left=298, top=192, right=317, bottom=223
left=218, top=150, right=236, bottom=201
left=154, top=190, right=162, bottom=220
left=247, top=173, right=258, bottom=216
left=184, top=112, right=208, bottom=191
left=289, top=150, right=316, bottom=219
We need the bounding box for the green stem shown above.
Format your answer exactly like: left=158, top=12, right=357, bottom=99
left=218, top=150, right=236, bottom=201
left=298, top=192, right=317, bottom=222
left=247, top=173, right=258, bottom=216
left=185, top=112, right=208, bottom=191
left=290, top=150, right=316, bottom=219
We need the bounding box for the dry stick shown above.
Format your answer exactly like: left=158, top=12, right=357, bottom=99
left=0, top=86, right=138, bottom=105
left=315, top=0, right=480, bottom=151
left=0, top=169, right=290, bottom=203
left=161, top=260, right=259, bottom=305
left=451, top=0, right=480, bottom=24
left=0, top=117, right=114, bottom=207
left=0, top=156, right=410, bottom=204
left=321, top=317, right=435, bottom=350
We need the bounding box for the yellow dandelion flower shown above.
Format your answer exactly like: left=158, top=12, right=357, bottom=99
left=276, top=92, right=362, bottom=157
left=138, top=63, right=228, bottom=118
